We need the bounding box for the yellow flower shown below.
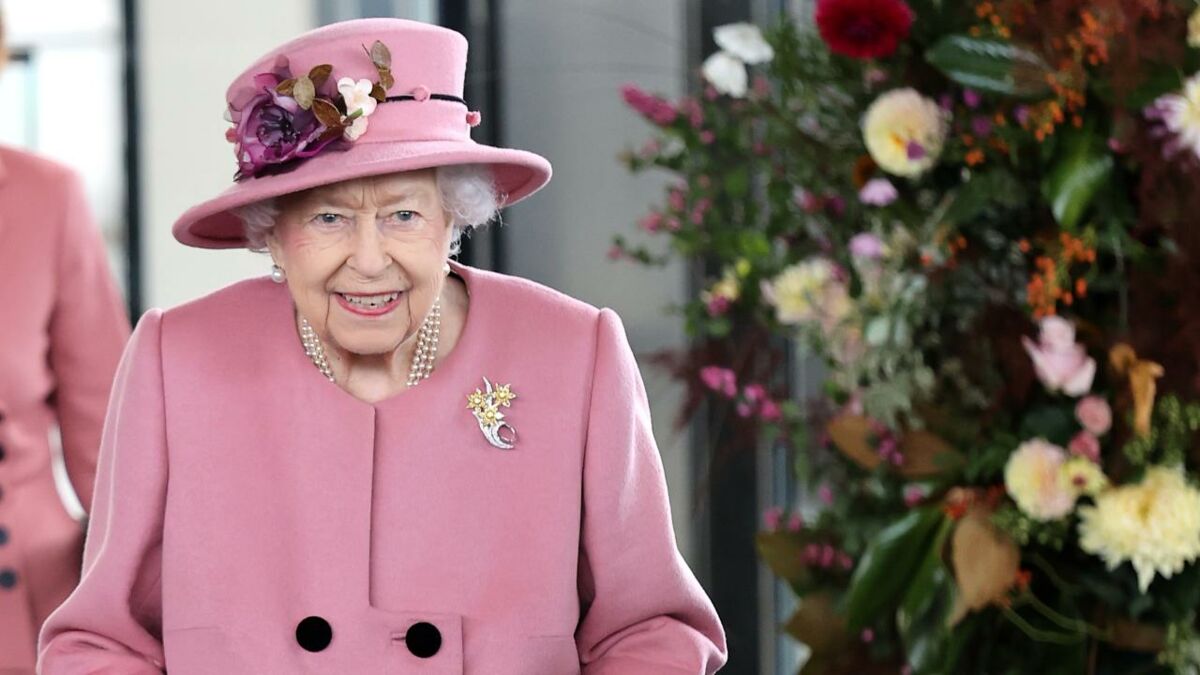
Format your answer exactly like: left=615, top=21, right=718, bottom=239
left=1078, top=466, right=1200, bottom=592
left=1190, top=6, right=1200, bottom=48
left=701, top=267, right=741, bottom=306
left=493, top=384, right=517, bottom=407
left=466, top=390, right=487, bottom=412
left=480, top=405, right=502, bottom=425
left=863, top=88, right=949, bottom=177
left=764, top=258, right=848, bottom=327
left=1060, top=457, right=1107, bottom=497
left=1004, top=439, right=1076, bottom=521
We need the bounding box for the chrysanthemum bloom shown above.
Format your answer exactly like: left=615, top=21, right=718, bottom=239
left=1145, top=73, right=1200, bottom=161
left=1078, top=466, right=1200, bottom=592
left=1004, top=439, right=1076, bottom=521
left=815, top=0, right=914, bottom=60
left=763, top=259, right=851, bottom=329
left=862, top=89, right=949, bottom=177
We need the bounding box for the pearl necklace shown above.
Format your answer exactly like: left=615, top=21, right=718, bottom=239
left=298, top=298, right=442, bottom=387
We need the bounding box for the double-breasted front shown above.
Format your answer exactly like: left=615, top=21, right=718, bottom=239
left=0, top=145, right=130, bottom=671
left=38, top=263, right=727, bottom=674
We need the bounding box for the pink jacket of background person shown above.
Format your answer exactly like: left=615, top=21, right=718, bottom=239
left=0, top=145, right=130, bottom=670
left=38, top=262, right=727, bottom=674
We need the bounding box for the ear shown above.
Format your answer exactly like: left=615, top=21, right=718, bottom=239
left=265, top=227, right=285, bottom=267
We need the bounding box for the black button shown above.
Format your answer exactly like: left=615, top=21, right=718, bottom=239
left=295, top=616, right=332, bottom=652
left=0, top=527, right=8, bottom=546
left=0, top=568, right=16, bottom=590
left=405, top=622, right=441, bottom=658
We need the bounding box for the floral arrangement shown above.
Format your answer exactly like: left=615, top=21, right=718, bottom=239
left=226, top=40, right=395, bottom=180
left=617, top=0, right=1200, bottom=672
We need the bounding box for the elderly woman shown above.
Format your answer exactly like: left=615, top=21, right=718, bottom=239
left=38, top=18, right=726, bottom=674
left=0, top=10, right=131, bottom=671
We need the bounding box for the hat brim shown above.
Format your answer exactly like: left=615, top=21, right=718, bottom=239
left=173, top=139, right=552, bottom=249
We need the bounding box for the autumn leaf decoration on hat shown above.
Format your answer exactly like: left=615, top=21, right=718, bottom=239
left=225, top=40, right=395, bottom=181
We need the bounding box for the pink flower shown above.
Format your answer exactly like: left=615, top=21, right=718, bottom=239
left=706, top=295, right=730, bottom=317
left=620, top=84, right=678, bottom=125
left=763, top=506, right=784, bottom=530
left=971, top=115, right=993, bottom=137
left=466, top=111, right=482, bottom=127
left=638, top=211, right=663, bottom=233
left=700, top=130, right=716, bottom=144
left=751, top=75, right=772, bottom=99
left=700, top=366, right=738, bottom=397
left=818, top=483, right=835, bottom=505
left=803, top=543, right=822, bottom=563
left=849, top=232, right=886, bottom=259
left=665, top=217, right=682, bottom=232
left=821, top=544, right=836, bottom=567
left=678, top=96, right=705, bottom=128
left=744, top=384, right=767, bottom=403
left=860, top=628, right=875, bottom=643
left=760, top=399, right=783, bottom=422
left=668, top=186, right=687, bottom=212
left=1069, top=431, right=1101, bottom=463
left=606, top=245, right=623, bottom=261
left=963, top=88, right=982, bottom=108
left=903, top=484, right=926, bottom=508
left=858, top=178, right=898, bottom=206
left=786, top=512, right=804, bottom=531
left=838, top=552, right=854, bottom=570
left=1075, top=396, right=1112, bottom=436
left=1021, top=317, right=1096, bottom=396
left=736, top=401, right=754, bottom=418
left=794, top=188, right=822, bottom=213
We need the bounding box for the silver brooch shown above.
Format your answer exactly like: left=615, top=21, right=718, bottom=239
left=466, top=378, right=518, bottom=449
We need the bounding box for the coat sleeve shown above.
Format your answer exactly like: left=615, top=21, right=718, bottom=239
left=48, top=170, right=131, bottom=513
left=575, top=309, right=727, bottom=674
left=38, top=310, right=167, bottom=675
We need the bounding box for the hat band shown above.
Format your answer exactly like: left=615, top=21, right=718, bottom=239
left=386, top=93, right=466, bottom=105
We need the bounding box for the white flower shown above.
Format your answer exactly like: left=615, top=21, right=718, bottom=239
left=764, top=258, right=850, bottom=331
left=713, top=23, right=774, bottom=64
left=338, top=77, right=378, bottom=117
left=1079, top=466, right=1200, bottom=592
left=862, top=88, right=949, bottom=177
left=702, top=52, right=748, bottom=98
left=1154, top=73, right=1200, bottom=160
left=342, top=115, right=369, bottom=141
left=1004, top=439, right=1077, bottom=521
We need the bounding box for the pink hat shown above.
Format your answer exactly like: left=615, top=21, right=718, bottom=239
left=172, top=18, right=552, bottom=249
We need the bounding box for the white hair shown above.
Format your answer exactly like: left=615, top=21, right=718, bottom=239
left=237, top=164, right=504, bottom=254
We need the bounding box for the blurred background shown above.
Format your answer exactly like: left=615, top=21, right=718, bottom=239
left=2, top=0, right=807, bottom=672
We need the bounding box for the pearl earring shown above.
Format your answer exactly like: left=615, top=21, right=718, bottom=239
left=443, top=261, right=451, bottom=276
left=271, top=264, right=286, bottom=284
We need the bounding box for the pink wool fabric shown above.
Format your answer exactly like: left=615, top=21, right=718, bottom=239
left=38, top=262, right=727, bottom=673
left=0, top=145, right=130, bottom=670
left=173, top=18, right=552, bottom=249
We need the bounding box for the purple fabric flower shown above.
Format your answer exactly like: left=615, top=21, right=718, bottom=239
left=229, top=67, right=338, bottom=180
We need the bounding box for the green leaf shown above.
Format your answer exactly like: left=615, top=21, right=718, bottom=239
left=1018, top=406, right=1076, bottom=447
left=1041, top=121, right=1114, bottom=230
left=925, top=36, right=1054, bottom=98
left=943, top=169, right=1026, bottom=225
left=844, top=507, right=945, bottom=631
left=897, top=516, right=956, bottom=674
left=725, top=167, right=750, bottom=199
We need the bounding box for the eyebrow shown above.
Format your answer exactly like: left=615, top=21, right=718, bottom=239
left=305, top=186, right=435, bottom=209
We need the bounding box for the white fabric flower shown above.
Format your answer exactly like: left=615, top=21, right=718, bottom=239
left=702, top=52, right=748, bottom=98
left=342, top=115, right=369, bottom=142
left=713, top=23, right=774, bottom=64
left=338, top=77, right=378, bottom=117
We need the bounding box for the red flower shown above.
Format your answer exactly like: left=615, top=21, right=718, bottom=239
left=815, top=0, right=914, bottom=60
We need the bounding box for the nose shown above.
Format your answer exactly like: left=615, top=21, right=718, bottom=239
left=346, top=216, right=389, bottom=277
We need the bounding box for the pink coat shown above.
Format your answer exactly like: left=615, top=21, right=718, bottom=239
left=38, top=263, right=727, bottom=674
left=0, top=145, right=130, bottom=671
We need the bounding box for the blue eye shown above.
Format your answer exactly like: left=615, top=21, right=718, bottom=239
left=393, top=211, right=416, bottom=222
left=313, top=213, right=345, bottom=226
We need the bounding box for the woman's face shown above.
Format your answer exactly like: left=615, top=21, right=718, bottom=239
left=266, top=169, right=452, bottom=357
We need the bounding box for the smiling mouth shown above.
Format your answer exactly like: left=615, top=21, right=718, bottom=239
left=336, top=291, right=401, bottom=310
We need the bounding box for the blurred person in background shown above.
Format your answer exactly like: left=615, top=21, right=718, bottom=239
left=0, top=7, right=132, bottom=672
left=38, top=18, right=724, bottom=675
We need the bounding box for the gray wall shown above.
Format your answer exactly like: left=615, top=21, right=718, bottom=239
left=499, top=1, right=698, bottom=560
